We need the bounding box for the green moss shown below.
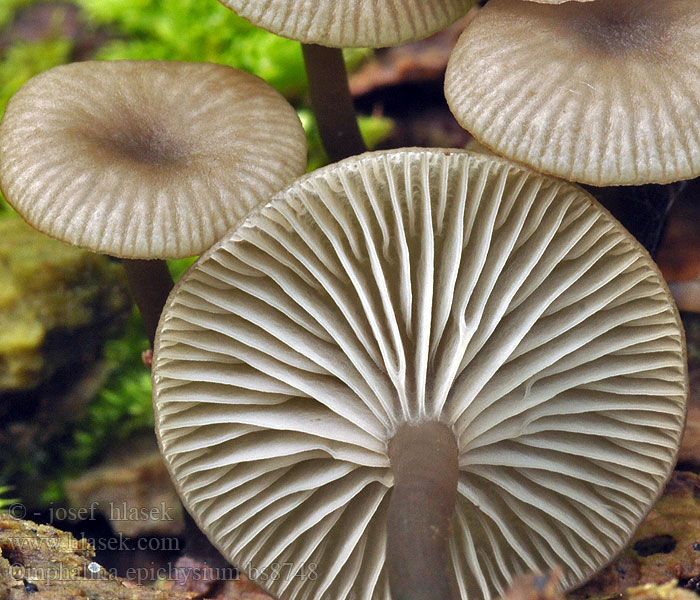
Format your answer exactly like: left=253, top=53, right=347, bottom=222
left=0, top=218, right=130, bottom=391
left=0, top=37, right=74, bottom=121
left=168, top=256, right=197, bottom=281
left=0, top=0, right=32, bottom=30
left=0, top=195, right=12, bottom=215
left=63, top=312, right=152, bottom=469
left=76, top=0, right=373, bottom=102
left=50, top=256, right=196, bottom=501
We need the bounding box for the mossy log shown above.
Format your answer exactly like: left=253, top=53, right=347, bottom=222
left=0, top=514, right=192, bottom=599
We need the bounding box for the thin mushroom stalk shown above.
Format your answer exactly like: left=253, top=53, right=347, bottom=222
left=387, top=422, right=460, bottom=600
left=123, top=259, right=174, bottom=347
left=302, top=44, right=366, bottom=162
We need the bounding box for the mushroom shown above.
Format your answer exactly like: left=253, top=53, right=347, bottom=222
left=444, top=0, right=700, bottom=186
left=0, top=60, right=307, bottom=343
left=153, top=148, right=687, bottom=600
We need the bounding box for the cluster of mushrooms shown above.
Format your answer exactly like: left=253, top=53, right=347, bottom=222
left=0, top=0, right=696, bottom=599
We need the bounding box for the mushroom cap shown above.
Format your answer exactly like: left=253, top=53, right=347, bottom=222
left=153, top=149, right=687, bottom=600
left=216, top=0, right=476, bottom=48
left=0, top=60, right=307, bottom=259
left=445, top=0, right=700, bottom=186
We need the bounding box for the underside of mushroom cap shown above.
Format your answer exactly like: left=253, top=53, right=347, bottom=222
left=153, top=149, right=687, bottom=600
left=217, top=0, right=476, bottom=47
left=0, top=60, right=307, bottom=259
left=445, top=0, right=700, bottom=186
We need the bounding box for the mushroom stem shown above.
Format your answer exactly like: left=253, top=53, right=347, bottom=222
left=123, top=259, right=174, bottom=347
left=387, top=421, right=460, bottom=600
left=301, top=44, right=367, bottom=162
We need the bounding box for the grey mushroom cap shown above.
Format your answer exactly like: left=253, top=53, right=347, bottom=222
left=445, top=0, right=700, bottom=186
left=216, top=0, right=476, bottom=48
left=153, top=149, right=687, bottom=599
left=0, top=60, right=307, bottom=259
